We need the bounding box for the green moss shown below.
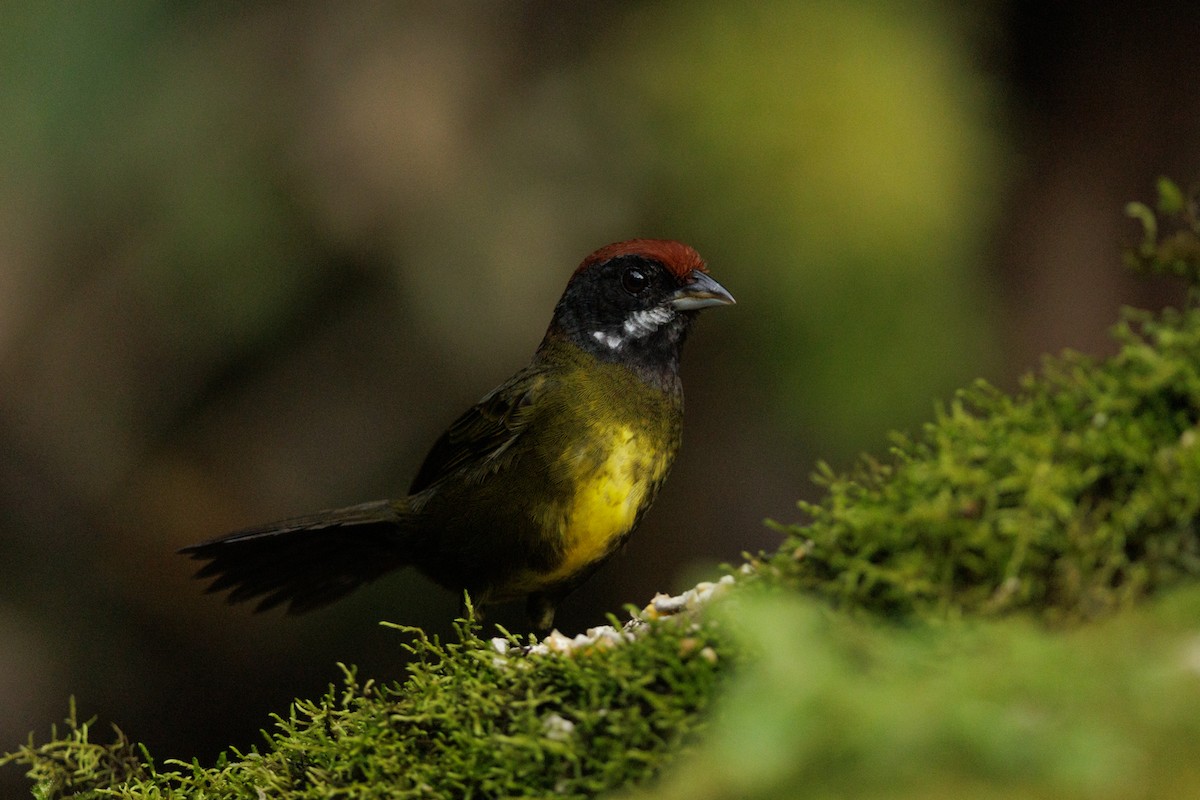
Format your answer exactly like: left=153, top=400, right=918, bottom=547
left=762, top=177, right=1200, bottom=623
left=4, top=616, right=731, bottom=799
left=0, top=699, right=151, bottom=799
left=1124, top=176, right=1200, bottom=285
left=6, top=180, right=1200, bottom=798
left=634, top=585, right=1200, bottom=800
left=762, top=304, right=1200, bottom=621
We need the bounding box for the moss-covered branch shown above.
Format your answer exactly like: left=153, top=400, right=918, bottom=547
left=635, top=585, right=1200, bottom=800
left=758, top=176, right=1200, bottom=624
left=4, top=604, right=734, bottom=799
left=762, top=302, right=1200, bottom=621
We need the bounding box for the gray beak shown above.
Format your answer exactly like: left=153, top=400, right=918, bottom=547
left=670, top=271, right=736, bottom=311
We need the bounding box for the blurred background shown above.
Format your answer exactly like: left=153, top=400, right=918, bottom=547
left=2, top=0, right=1198, bottom=792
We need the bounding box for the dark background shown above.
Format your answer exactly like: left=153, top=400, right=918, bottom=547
left=2, top=1, right=1198, bottom=793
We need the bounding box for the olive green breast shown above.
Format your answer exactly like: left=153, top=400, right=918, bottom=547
left=410, top=338, right=683, bottom=602
left=506, top=341, right=683, bottom=595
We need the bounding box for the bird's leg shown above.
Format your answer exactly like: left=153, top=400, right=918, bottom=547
left=526, top=592, right=559, bottom=634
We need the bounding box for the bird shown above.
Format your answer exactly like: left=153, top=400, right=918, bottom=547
left=180, top=239, right=734, bottom=632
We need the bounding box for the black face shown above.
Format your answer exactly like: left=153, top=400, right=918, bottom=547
left=547, top=255, right=696, bottom=373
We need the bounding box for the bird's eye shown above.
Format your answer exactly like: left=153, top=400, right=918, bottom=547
left=621, top=267, right=649, bottom=295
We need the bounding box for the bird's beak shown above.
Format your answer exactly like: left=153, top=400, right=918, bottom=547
left=670, top=271, right=736, bottom=311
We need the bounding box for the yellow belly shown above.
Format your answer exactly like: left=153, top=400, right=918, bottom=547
left=558, top=426, right=649, bottom=574
left=519, top=425, right=664, bottom=591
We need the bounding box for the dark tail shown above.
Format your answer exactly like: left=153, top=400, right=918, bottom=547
left=179, top=499, right=415, bottom=614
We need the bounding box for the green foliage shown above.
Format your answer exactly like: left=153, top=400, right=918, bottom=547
left=3, top=617, right=729, bottom=799
left=762, top=182, right=1200, bottom=621
left=764, top=313, right=1200, bottom=620
left=1, top=700, right=150, bottom=799
left=1125, top=176, right=1200, bottom=287
left=635, top=586, right=1200, bottom=800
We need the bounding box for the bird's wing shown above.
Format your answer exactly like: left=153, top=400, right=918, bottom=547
left=408, top=367, right=547, bottom=495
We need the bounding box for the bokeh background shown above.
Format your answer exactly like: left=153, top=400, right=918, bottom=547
left=2, top=1, right=1198, bottom=793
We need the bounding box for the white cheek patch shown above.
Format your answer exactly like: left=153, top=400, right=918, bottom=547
left=623, top=306, right=674, bottom=338
left=592, top=330, right=624, bottom=350
left=592, top=306, right=675, bottom=351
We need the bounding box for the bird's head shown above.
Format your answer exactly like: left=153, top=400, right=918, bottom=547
left=545, top=239, right=735, bottom=376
